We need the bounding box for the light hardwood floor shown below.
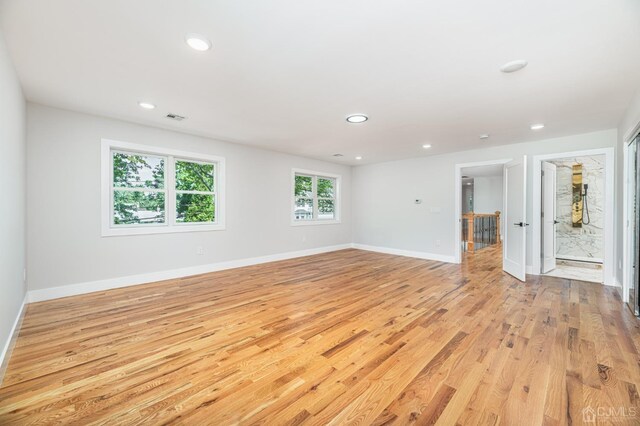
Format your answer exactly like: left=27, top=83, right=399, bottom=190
left=1, top=246, right=639, bottom=425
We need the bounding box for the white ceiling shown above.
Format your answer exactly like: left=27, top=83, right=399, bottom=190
left=1, top=0, right=639, bottom=165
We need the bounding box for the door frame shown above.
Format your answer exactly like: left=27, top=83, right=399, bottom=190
left=623, top=119, right=640, bottom=303
left=541, top=161, right=557, bottom=273
left=454, top=158, right=513, bottom=264
left=531, top=147, right=615, bottom=286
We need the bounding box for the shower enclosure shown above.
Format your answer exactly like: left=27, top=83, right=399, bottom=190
left=549, top=156, right=604, bottom=263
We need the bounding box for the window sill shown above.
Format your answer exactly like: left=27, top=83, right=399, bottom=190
left=102, top=223, right=226, bottom=237
left=290, top=219, right=341, bottom=227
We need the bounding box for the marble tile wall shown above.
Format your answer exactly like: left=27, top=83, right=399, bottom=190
left=550, top=155, right=605, bottom=262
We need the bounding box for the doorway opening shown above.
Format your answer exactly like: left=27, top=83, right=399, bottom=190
left=460, top=164, right=504, bottom=256
left=456, top=157, right=527, bottom=281
left=532, top=148, right=614, bottom=285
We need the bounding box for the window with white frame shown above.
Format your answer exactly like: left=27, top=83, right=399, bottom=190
left=102, top=139, right=225, bottom=236
left=292, top=169, right=340, bottom=224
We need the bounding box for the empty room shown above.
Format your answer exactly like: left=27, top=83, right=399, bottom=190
left=2, top=1, right=640, bottom=424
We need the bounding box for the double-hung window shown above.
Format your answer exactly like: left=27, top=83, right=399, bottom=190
left=292, top=169, right=340, bottom=225
left=102, top=139, right=225, bottom=236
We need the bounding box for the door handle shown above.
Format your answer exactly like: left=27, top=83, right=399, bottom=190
left=513, top=222, right=530, bottom=227
left=553, top=220, right=559, bottom=225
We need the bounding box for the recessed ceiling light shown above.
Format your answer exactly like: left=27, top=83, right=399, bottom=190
left=466, top=182, right=472, bottom=186
left=479, top=134, right=490, bottom=140
left=138, top=101, right=156, bottom=110
left=500, top=60, right=528, bottom=73
left=355, top=156, right=363, bottom=160
left=185, top=33, right=212, bottom=51
left=422, top=144, right=432, bottom=149
left=346, top=114, right=368, bottom=123
left=530, top=123, right=545, bottom=130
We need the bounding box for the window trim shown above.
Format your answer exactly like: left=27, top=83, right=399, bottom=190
left=291, top=168, right=341, bottom=226
left=101, top=139, right=226, bottom=236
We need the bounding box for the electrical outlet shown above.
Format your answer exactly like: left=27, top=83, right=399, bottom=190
left=196, top=246, right=204, bottom=255
left=23, top=268, right=26, bottom=282
left=435, top=240, right=441, bottom=247
left=302, top=235, right=307, bottom=242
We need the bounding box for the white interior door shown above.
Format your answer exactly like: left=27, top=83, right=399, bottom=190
left=542, top=161, right=557, bottom=273
left=503, top=156, right=527, bottom=281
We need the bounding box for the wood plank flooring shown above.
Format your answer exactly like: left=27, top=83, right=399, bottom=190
left=1, top=246, right=640, bottom=425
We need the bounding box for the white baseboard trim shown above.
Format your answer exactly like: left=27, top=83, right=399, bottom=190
left=0, top=294, right=28, bottom=384
left=28, top=241, right=615, bottom=303
left=616, top=279, right=628, bottom=303
left=604, top=277, right=621, bottom=288
left=526, top=265, right=534, bottom=275
left=351, top=243, right=456, bottom=263
left=28, top=244, right=353, bottom=303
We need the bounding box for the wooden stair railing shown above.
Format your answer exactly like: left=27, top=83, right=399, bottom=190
left=462, top=211, right=501, bottom=252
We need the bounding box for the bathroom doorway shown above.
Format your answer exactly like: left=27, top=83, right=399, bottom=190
left=532, top=148, right=614, bottom=285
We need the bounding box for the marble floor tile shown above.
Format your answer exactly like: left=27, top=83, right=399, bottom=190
left=543, top=261, right=603, bottom=283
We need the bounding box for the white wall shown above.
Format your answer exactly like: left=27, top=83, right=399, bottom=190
left=352, top=129, right=618, bottom=267
left=19, top=101, right=635, bottom=298
left=472, top=175, right=504, bottom=238
left=473, top=176, right=503, bottom=215
left=461, top=183, right=473, bottom=213
left=0, top=29, right=26, bottom=363
left=26, top=104, right=352, bottom=292
left=617, top=90, right=640, bottom=289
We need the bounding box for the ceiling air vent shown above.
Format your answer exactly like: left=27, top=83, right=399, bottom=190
left=166, top=113, right=186, bottom=121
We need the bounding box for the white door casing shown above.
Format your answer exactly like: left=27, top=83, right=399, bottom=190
left=542, top=161, right=557, bottom=273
